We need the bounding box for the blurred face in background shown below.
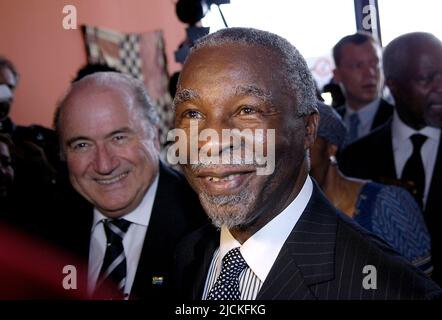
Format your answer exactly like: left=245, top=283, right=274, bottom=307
left=0, top=140, right=14, bottom=199
left=0, top=67, right=16, bottom=120
left=333, top=41, right=383, bottom=110
left=388, top=40, right=442, bottom=129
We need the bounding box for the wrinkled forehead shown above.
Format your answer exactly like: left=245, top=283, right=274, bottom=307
left=178, top=43, right=287, bottom=100
left=59, top=83, right=143, bottom=136
left=66, top=81, right=136, bottom=112
left=401, top=43, right=442, bottom=77
left=182, top=43, right=283, bottom=79
left=341, top=40, right=381, bottom=60
left=0, top=66, right=16, bottom=88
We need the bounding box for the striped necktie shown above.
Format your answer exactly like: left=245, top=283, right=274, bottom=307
left=95, top=218, right=131, bottom=298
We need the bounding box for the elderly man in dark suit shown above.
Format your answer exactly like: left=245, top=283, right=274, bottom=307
left=54, top=72, right=205, bottom=299
left=172, top=27, right=440, bottom=300
left=339, top=32, right=442, bottom=286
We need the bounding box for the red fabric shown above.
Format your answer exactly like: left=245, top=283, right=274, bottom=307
left=0, top=223, right=92, bottom=299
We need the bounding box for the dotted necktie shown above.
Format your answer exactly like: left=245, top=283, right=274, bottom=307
left=347, top=113, right=361, bottom=144
left=95, top=219, right=131, bottom=298
left=207, top=247, right=248, bottom=300
left=401, top=134, right=427, bottom=208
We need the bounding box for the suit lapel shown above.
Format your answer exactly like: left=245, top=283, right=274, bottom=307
left=130, top=162, right=203, bottom=299
left=374, top=122, right=397, bottom=180
left=130, top=164, right=169, bottom=298
left=257, top=184, right=337, bottom=300
left=179, top=225, right=219, bottom=299
left=424, top=131, right=442, bottom=284
left=192, top=229, right=219, bottom=299
left=257, top=246, right=316, bottom=300
left=425, top=131, right=442, bottom=219
left=371, top=99, right=393, bottom=130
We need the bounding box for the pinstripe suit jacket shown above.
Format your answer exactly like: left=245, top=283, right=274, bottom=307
left=174, top=182, right=441, bottom=300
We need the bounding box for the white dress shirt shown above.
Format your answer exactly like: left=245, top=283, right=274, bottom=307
left=344, top=98, right=381, bottom=140
left=87, top=174, right=159, bottom=297
left=391, top=110, right=441, bottom=208
left=202, top=176, right=313, bottom=300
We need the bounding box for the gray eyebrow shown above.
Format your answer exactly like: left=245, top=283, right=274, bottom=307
left=234, top=85, right=272, bottom=103
left=173, top=88, right=200, bottom=109
left=173, top=84, right=273, bottom=110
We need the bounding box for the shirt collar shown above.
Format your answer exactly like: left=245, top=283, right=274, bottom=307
left=218, top=176, right=313, bottom=282
left=91, top=172, right=160, bottom=231
left=392, top=110, right=441, bottom=143
left=345, top=98, right=380, bottom=127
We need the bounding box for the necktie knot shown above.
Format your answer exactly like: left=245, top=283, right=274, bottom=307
left=207, top=247, right=248, bottom=300
left=220, top=247, right=247, bottom=279
left=347, top=113, right=361, bottom=144
left=410, top=134, right=427, bottom=150
left=349, top=113, right=360, bottom=125
left=102, top=219, right=131, bottom=244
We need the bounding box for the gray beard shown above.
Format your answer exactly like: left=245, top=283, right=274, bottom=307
left=198, top=188, right=257, bottom=229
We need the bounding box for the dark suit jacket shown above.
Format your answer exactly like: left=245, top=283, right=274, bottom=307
left=336, top=98, right=394, bottom=132
left=174, top=183, right=440, bottom=300
left=339, top=121, right=442, bottom=286
left=57, top=162, right=207, bottom=300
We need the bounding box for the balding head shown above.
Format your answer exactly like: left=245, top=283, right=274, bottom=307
left=383, top=32, right=442, bottom=81
left=383, top=32, right=442, bottom=129
left=54, top=72, right=159, bottom=148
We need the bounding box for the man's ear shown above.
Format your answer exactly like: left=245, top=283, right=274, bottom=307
left=332, top=68, right=341, bottom=83
left=304, top=111, right=319, bottom=150
left=327, top=143, right=338, bottom=158
left=385, top=78, right=398, bottom=98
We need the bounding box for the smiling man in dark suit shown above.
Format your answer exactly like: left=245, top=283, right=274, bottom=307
left=54, top=72, right=205, bottom=299
left=172, top=27, right=440, bottom=300
left=339, top=32, right=442, bottom=286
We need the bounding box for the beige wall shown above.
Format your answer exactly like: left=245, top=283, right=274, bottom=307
left=0, top=0, right=186, bottom=127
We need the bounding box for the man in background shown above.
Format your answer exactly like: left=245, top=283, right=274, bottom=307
left=332, top=32, right=393, bottom=145
left=54, top=72, right=205, bottom=299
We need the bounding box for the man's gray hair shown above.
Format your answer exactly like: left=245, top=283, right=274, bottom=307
left=383, top=32, right=441, bottom=81
left=187, top=27, right=317, bottom=116
left=54, top=72, right=159, bottom=138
